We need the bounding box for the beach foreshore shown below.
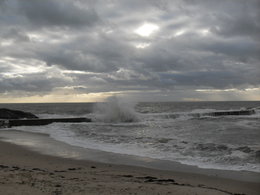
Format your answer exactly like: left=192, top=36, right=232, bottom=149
left=0, top=132, right=259, bottom=195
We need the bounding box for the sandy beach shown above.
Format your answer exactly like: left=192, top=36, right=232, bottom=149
left=0, top=137, right=259, bottom=195
left=1, top=0, right=259, bottom=193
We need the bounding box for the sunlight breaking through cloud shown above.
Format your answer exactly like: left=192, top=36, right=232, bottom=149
left=134, top=23, right=159, bottom=37
left=0, top=0, right=259, bottom=102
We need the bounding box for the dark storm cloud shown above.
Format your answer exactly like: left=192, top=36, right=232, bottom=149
left=1, top=27, right=30, bottom=42
left=0, top=0, right=99, bottom=28
left=37, top=33, right=135, bottom=73
left=0, top=71, right=70, bottom=93
left=199, top=0, right=260, bottom=39
left=0, top=0, right=259, bottom=100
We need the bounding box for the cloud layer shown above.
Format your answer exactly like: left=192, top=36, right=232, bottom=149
left=0, top=0, right=259, bottom=102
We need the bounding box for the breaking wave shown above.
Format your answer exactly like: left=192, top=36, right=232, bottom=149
left=93, top=96, right=139, bottom=123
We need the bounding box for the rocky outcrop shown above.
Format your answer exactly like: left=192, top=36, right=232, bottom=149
left=0, top=108, right=92, bottom=128
left=8, top=118, right=91, bottom=127
left=205, top=110, right=255, bottom=116
left=0, top=108, right=38, bottom=119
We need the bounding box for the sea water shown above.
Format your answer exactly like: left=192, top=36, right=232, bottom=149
left=1, top=100, right=260, bottom=173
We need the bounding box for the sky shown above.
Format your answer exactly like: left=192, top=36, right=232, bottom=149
left=0, top=0, right=259, bottom=103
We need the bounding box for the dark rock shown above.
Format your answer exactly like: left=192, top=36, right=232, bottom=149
left=67, top=168, right=77, bottom=171
left=0, top=108, right=92, bottom=128
left=0, top=108, right=38, bottom=119
left=141, top=177, right=175, bottom=184
left=205, top=110, right=255, bottom=116
left=137, top=176, right=157, bottom=180
left=67, top=167, right=81, bottom=171
left=11, top=166, right=20, bottom=170
left=0, top=165, right=9, bottom=169
left=122, top=175, right=133, bottom=178
left=6, top=117, right=91, bottom=127
left=32, top=168, right=46, bottom=172
left=54, top=170, right=66, bottom=172
left=156, top=179, right=175, bottom=183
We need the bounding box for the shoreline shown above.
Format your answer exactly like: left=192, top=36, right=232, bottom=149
left=0, top=130, right=259, bottom=194
left=0, top=130, right=259, bottom=182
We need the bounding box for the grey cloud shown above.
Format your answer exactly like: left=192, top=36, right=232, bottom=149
left=35, top=32, right=135, bottom=73
left=202, top=38, right=260, bottom=61
left=1, top=27, right=30, bottom=42
left=158, top=70, right=254, bottom=89
left=0, top=0, right=99, bottom=28
left=0, top=72, right=71, bottom=93
left=210, top=13, right=260, bottom=39
left=190, top=0, right=260, bottom=40
left=203, top=1, right=260, bottom=39
left=0, top=0, right=259, bottom=100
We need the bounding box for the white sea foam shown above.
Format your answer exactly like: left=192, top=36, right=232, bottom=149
left=2, top=101, right=260, bottom=173
left=10, top=120, right=260, bottom=173
left=93, top=96, right=139, bottom=123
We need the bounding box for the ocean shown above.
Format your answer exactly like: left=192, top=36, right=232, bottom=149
left=1, top=100, right=260, bottom=173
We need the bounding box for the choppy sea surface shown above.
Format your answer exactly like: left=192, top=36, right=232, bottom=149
left=1, top=100, right=260, bottom=173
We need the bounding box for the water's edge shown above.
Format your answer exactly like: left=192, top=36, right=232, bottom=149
left=0, top=129, right=259, bottom=183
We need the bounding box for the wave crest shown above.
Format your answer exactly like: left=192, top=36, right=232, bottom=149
left=93, top=96, right=139, bottom=123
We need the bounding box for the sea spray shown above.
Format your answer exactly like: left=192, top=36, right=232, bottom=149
left=93, top=96, right=139, bottom=123
left=2, top=101, right=260, bottom=173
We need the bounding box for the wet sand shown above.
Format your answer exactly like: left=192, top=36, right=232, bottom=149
left=0, top=133, right=259, bottom=195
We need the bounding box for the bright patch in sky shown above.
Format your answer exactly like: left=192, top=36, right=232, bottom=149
left=135, top=42, right=150, bottom=49
left=199, top=29, right=210, bottom=36
left=1, top=40, right=13, bottom=46
left=0, top=0, right=259, bottom=102
left=134, top=23, right=159, bottom=37
left=174, top=29, right=186, bottom=37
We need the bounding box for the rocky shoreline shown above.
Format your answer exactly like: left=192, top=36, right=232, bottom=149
left=0, top=108, right=91, bottom=128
